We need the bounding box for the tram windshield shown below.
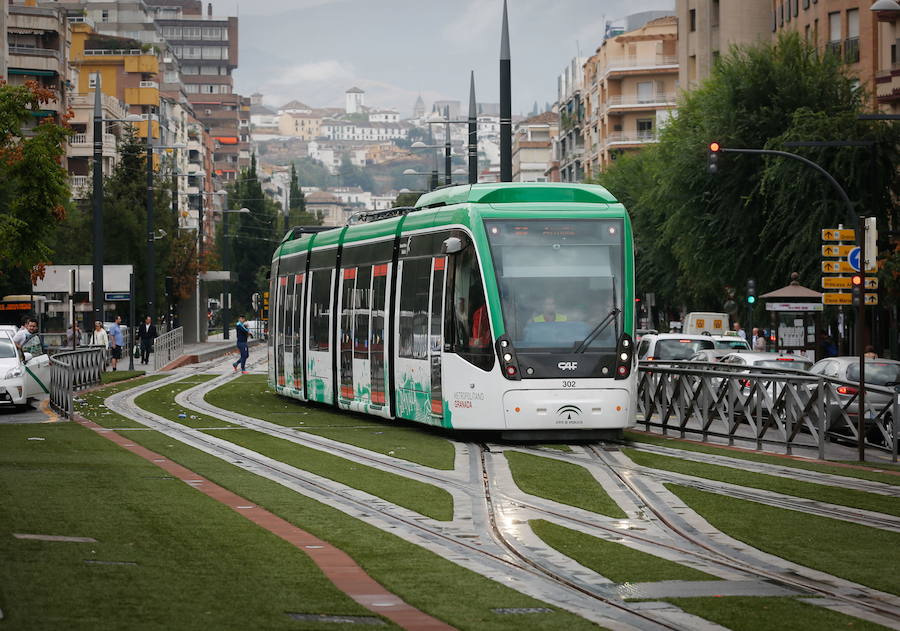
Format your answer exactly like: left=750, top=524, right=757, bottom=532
left=485, top=219, right=624, bottom=352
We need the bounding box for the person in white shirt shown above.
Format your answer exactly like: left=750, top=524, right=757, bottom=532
left=90, top=321, right=109, bottom=349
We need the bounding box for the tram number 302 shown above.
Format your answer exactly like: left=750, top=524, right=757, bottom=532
left=562, top=380, right=576, bottom=388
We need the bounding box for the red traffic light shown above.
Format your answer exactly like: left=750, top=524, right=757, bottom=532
left=709, top=141, right=721, bottom=152
left=851, top=274, right=863, bottom=286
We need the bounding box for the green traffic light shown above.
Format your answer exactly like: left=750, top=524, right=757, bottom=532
left=747, top=296, right=756, bottom=304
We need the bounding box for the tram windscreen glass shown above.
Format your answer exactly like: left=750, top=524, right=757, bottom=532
left=485, top=219, right=624, bottom=351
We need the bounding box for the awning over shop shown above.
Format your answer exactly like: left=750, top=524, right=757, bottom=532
left=8, top=68, right=58, bottom=76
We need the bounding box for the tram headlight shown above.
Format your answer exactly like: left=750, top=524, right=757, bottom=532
left=503, top=353, right=512, bottom=362
left=506, top=365, right=517, bottom=376
left=496, top=335, right=521, bottom=381
left=614, top=332, right=634, bottom=380
left=620, top=352, right=628, bottom=361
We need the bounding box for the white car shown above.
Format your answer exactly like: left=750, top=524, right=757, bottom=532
left=637, top=333, right=715, bottom=361
left=712, top=334, right=751, bottom=350
left=0, top=332, right=50, bottom=407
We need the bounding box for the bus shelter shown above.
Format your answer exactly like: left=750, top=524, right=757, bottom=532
left=760, top=272, right=823, bottom=361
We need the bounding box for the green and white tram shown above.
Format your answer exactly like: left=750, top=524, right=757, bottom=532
left=267, top=182, right=636, bottom=439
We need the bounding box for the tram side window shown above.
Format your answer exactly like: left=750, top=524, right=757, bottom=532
left=283, top=276, right=294, bottom=351
left=292, top=274, right=304, bottom=350
left=309, top=269, right=332, bottom=352
left=354, top=266, right=372, bottom=359
left=449, top=246, right=495, bottom=371
left=398, top=258, right=431, bottom=359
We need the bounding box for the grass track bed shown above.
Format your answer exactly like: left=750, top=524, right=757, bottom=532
left=204, top=375, right=456, bottom=470
left=623, top=448, right=900, bottom=518
left=505, top=451, right=627, bottom=518
left=662, top=596, right=893, bottom=631
left=203, top=428, right=454, bottom=522
left=55, top=381, right=604, bottom=630
left=0, top=423, right=391, bottom=631
left=76, top=374, right=167, bottom=429
left=530, top=519, right=715, bottom=583
left=667, top=484, right=900, bottom=596
left=135, top=374, right=235, bottom=429
left=626, top=431, right=900, bottom=487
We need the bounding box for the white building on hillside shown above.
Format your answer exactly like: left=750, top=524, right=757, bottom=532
left=345, top=87, right=365, bottom=113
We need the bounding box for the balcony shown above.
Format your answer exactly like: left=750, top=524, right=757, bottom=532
left=69, top=175, right=90, bottom=199
left=8, top=45, right=63, bottom=74
left=602, top=55, right=678, bottom=77
left=604, top=130, right=658, bottom=146
left=844, top=37, right=860, bottom=64
left=125, top=84, right=160, bottom=106
left=605, top=93, right=677, bottom=111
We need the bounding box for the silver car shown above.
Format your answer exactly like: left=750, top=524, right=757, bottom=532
left=808, top=356, right=900, bottom=438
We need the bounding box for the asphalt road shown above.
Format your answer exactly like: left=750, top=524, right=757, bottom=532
left=0, top=395, right=52, bottom=424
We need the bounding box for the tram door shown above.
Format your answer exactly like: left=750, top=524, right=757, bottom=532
left=395, top=254, right=446, bottom=425
left=336, top=260, right=391, bottom=418
left=275, top=275, right=287, bottom=387
left=306, top=264, right=334, bottom=404
left=291, top=273, right=305, bottom=395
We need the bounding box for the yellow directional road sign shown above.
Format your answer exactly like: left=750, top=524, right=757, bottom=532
left=822, top=277, right=878, bottom=290
left=822, top=277, right=851, bottom=289
left=865, top=293, right=878, bottom=305
left=822, top=228, right=855, bottom=241
left=821, top=244, right=854, bottom=257
left=823, top=293, right=852, bottom=305
left=821, top=261, right=858, bottom=273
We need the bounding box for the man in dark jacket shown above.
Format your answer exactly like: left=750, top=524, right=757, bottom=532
left=231, top=315, right=253, bottom=374
left=138, top=316, right=157, bottom=365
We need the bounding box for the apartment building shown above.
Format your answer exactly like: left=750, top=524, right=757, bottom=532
left=277, top=100, right=322, bottom=140
left=320, top=119, right=409, bottom=142
left=873, top=0, right=900, bottom=113
left=66, top=90, right=129, bottom=198
left=1, top=0, right=8, bottom=80
left=153, top=0, right=244, bottom=180
left=6, top=2, right=70, bottom=122
left=69, top=21, right=161, bottom=141
left=583, top=16, right=678, bottom=178
left=556, top=56, right=585, bottom=182
left=511, top=111, right=559, bottom=182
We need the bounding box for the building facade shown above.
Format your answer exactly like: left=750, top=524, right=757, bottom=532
left=583, top=15, right=678, bottom=178
left=556, top=56, right=585, bottom=182
left=873, top=1, right=900, bottom=113
left=511, top=111, right=559, bottom=182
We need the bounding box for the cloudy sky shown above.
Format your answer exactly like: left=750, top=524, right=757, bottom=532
left=209, top=0, right=675, bottom=116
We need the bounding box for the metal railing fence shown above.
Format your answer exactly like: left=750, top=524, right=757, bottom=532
left=152, top=326, right=183, bottom=371
left=636, top=361, right=899, bottom=461
left=49, top=347, right=106, bottom=419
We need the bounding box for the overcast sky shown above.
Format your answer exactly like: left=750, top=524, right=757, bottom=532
left=209, top=0, right=675, bottom=116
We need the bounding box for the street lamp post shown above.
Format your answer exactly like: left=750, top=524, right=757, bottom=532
left=91, top=75, right=104, bottom=326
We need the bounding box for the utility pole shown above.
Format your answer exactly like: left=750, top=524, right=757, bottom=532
left=499, top=0, right=512, bottom=182
left=91, top=74, right=104, bottom=325
left=145, top=132, right=155, bottom=321
left=468, top=71, right=478, bottom=184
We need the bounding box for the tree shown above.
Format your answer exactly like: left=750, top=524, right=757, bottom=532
left=223, top=154, right=281, bottom=314
left=0, top=81, right=71, bottom=283
left=595, top=32, right=899, bottom=311
left=49, top=129, right=177, bottom=316
left=392, top=191, right=421, bottom=207
left=286, top=161, right=320, bottom=228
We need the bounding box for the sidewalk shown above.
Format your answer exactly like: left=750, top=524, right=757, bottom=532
left=153, top=332, right=264, bottom=372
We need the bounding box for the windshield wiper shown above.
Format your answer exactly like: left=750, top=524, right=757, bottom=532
left=573, top=307, right=620, bottom=354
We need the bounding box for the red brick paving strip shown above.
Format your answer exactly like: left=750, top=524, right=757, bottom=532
left=75, top=415, right=459, bottom=631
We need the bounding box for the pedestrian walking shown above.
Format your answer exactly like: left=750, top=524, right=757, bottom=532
left=231, top=315, right=253, bottom=374
left=66, top=322, right=82, bottom=349
left=90, top=321, right=109, bottom=349
left=138, top=315, right=157, bottom=365
left=108, top=315, right=124, bottom=371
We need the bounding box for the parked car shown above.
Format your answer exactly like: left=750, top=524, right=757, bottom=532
left=635, top=328, right=657, bottom=343
left=688, top=348, right=736, bottom=363
left=637, top=333, right=715, bottom=361
left=0, top=331, right=50, bottom=408
left=808, top=356, right=900, bottom=436
left=719, top=352, right=813, bottom=373
left=712, top=334, right=751, bottom=350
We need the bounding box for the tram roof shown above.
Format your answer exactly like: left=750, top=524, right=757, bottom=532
left=415, top=182, right=618, bottom=208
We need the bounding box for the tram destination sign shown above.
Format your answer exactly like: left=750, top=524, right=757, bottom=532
left=821, top=228, right=855, bottom=241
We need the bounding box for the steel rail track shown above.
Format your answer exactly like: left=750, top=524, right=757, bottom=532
left=100, top=370, right=686, bottom=630
left=584, top=445, right=900, bottom=627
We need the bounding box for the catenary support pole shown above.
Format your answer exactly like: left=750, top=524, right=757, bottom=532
left=468, top=71, right=477, bottom=184
left=499, top=0, right=512, bottom=182
left=92, top=74, right=104, bottom=325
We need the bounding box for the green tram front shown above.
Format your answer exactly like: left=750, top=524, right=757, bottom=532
left=267, top=183, right=637, bottom=439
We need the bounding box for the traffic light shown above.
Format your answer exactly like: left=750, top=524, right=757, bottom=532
left=708, top=142, right=721, bottom=174
left=747, top=279, right=756, bottom=304
left=851, top=274, right=863, bottom=307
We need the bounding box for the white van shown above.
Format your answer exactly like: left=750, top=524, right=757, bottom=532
left=683, top=312, right=729, bottom=336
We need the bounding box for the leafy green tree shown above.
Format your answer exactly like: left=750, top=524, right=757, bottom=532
left=222, top=154, right=280, bottom=314
left=595, top=32, right=899, bottom=311
left=392, top=191, right=421, bottom=207
left=50, top=129, right=176, bottom=316
left=286, top=162, right=320, bottom=227
left=0, top=82, right=71, bottom=283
